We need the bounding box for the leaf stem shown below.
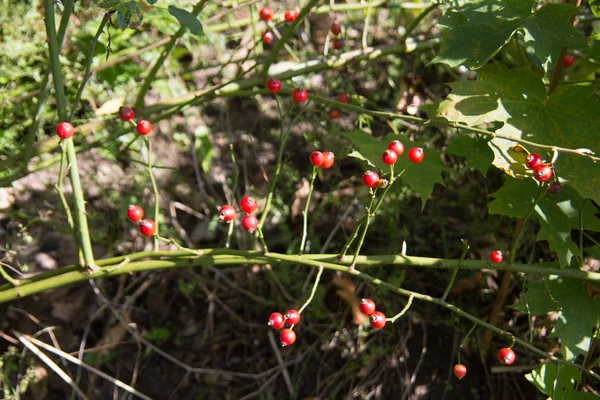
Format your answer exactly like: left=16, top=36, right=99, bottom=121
left=441, top=239, right=469, bottom=301
left=145, top=137, right=160, bottom=251
left=387, top=294, right=414, bottom=323
left=299, top=167, right=318, bottom=255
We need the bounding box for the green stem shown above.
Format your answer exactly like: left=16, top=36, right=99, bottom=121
left=297, top=266, right=323, bottom=315
left=388, top=294, right=413, bottom=323
left=0, top=263, right=19, bottom=286
left=441, top=239, right=469, bottom=301
left=457, top=324, right=477, bottom=364
left=339, top=218, right=365, bottom=260
left=226, top=144, right=239, bottom=249
left=145, top=137, right=160, bottom=251
left=299, top=167, right=318, bottom=255
left=256, top=227, right=269, bottom=254
left=134, top=0, right=208, bottom=109
left=400, top=3, right=440, bottom=42
left=350, top=193, right=377, bottom=268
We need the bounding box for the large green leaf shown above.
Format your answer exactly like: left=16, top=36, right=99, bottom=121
left=445, top=134, right=494, bottom=175
left=432, top=0, right=586, bottom=72
left=526, top=363, right=597, bottom=400
left=345, top=131, right=446, bottom=210
left=437, top=63, right=600, bottom=204
left=488, top=176, right=537, bottom=218
left=512, top=281, right=560, bottom=315
left=116, top=1, right=143, bottom=30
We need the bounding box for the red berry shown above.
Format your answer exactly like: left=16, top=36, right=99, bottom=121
left=407, top=147, right=424, bottom=163
left=56, top=122, right=74, bottom=139
left=563, top=54, right=575, bottom=68
left=490, top=250, right=503, bottom=263
left=497, top=348, right=516, bottom=365
left=136, top=120, right=152, bottom=135
left=321, top=152, right=335, bottom=169
left=328, top=110, right=340, bottom=120
left=139, top=218, right=157, bottom=237
left=280, top=328, right=296, bottom=346
left=292, top=88, right=308, bottom=103
left=332, top=38, right=344, bottom=50
left=362, top=171, right=380, bottom=188
left=284, top=10, right=299, bottom=22
left=337, top=94, right=349, bottom=104
left=534, top=164, right=552, bottom=182
left=268, top=312, right=285, bottom=329
left=382, top=149, right=398, bottom=165
left=330, top=22, right=341, bottom=35
left=119, top=107, right=134, bottom=122
left=127, top=204, right=144, bottom=222
left=284, top=309, right=300, bottom=325
left=453, top=364, right=467, bottom=380
left=239, top=196, right=258, bottom=214
left=359, top=298, right=376, bottom=315
left=310, top=151, right=324, bottom=167
left=262, top=30, right=273, bottom=44
left=547, top=181, right=562, bottom=194
left=218, top=205, right=236, bottom=223
left=241, top=215, right=259, bottom=233
left=388, top=140, right=404, bottom=156
left=259, top=7, right=273, bottom=21
left=525, top=153, right=543, bottom=169
left=369, top=311, right=386, bottom=329
left=266, top=78, right=281, bottom=94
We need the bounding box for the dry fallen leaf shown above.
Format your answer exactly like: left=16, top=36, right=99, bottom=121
left=332, top=274, right=365, bottom=325
left=95, top=97, right=124, bottom=116
left=449, top=271, right=483, bottom=296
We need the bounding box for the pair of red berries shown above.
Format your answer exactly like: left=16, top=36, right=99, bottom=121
left=218, top=196, right=259, bottom=233
left=126, top=205, right=157, bottom=236
left=309, top=151, right=335, bottom=169
left=327, top=93, right=350, bottom=120
left=268, top=309, right=301, bottom=346
left=453, top=347, right=515, bottom=380
left=359, top=298, right=386, bottom=329
left=265, top=79, right=309, bottom=103
left=490, top=250, right=503, bottom=263
left=259, top=7, right=298, bottom=23
left=118, top=106, right=153, bottom=135
left=525, top=153, right=553, bottom=183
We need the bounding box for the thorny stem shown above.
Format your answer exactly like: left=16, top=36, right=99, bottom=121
left=299, top=167, right=318, bottom=255
left=388, top=294, right=414, bottom=323
left=145, top=137, right=160, bottom=251
left=441, top=239, right=469, bottom=301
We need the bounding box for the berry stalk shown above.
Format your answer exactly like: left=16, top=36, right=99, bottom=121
left=226, top=144, right=239, bottom=249
left=387, top=293, right=414, bottom=323
left=145, top=137, right=160, bottom=251
left=299, top=166, right=318, bottom=255
left=441, top=239, right=470, bottom=301
left=297, top=266, right=324, bottom=316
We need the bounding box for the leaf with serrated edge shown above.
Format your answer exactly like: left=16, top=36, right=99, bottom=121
left=446, top=134, right=494, bottom=175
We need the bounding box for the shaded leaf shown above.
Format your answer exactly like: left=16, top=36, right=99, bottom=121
left=168, top=5, right=204, bottom=36
left=446, top=134, right=494, bottom=175
left=99, top=0, right=122, bottom=9
left=526, top=363, right=597, bottom=400
left=488, top=176, right=537, bottom=218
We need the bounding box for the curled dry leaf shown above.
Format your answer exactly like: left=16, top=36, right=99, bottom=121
left=332, top=274, right=365, bottom=325
left=449, top=271, right=483, bottom=296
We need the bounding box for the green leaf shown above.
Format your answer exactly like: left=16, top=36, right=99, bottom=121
left=432, top=0, right=586, bottom=72
left=438, top=63, right=600, bottom=204
left=526, top=363, right=597, bottom=400
left=117, top=1, right=143, bottom=30
left=513, top=281, right=559, bottom=315
left=446, top=134, right=494, bottom=175
left=168, top=6, right=204, bottom=36
left=147, top=0, right=158, bottom=4
left=585, top=245, right=600, bottom=258
left=591, top=0, right=600, bottom=18
left=488, top=176, right=537, bottom=218
left=99, top=0, right=122, bottom=8
left=144, top=327, right=170, bottom=342
left=547, top=278, right=600, bottom=357
left=591, top=24, right=600, bottom=41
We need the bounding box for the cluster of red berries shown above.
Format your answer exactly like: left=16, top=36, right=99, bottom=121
left=453, top=348, right=516, bottom=380
left=218, top=196, right=260, bottom=233
left=309, top=151, right=335, bottom=169
left=126, top=205, right=157, bottom=237
left=329, top=22, right=344, bottom=50
left=265, top=78, right=309, bottom=104
left=327, top=93, right=350, bottom=120
left=118, top=106, right=153, bottom=136
left=259, top=7, right=299, bottom=44
left=525, top=153, right=553, bottom=183
left=362, top=140, right=423, bottom=189
left=268, top=309, right=301, bottom=346
left=359, top=298, right=386, bottom=329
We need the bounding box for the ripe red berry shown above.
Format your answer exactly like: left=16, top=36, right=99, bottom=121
left=292, top=88, right=308, bottom=103
left=388, top=140, right=404, bottom=156
left=362, top=171, right=380, bottom=188
left=266, top=78, right=281, bottom=94
left=127, top=204, right=144, bottom=222
left=563, top=54, right=575, bottom=68
left=490, top=250, right=503, bottom=263
left=525, top=153, right=543, bottom=169
left=284, top=309, right=301, bottom=325
left=56, top=122, right=74, bottom=139
left=328, top=110, right=340, bottom=120
left=268, top=312, right=285, bottom=329
left=407, top=147, right=424, bottom=163
left=497, top=348, right=516, bottom=365
left=332, top=38, right=344, bottom=50
left=359, top=298, right=376, bottom=315
left=547, top=181, right=562, bottom=194
left=337, top=94, right=349, bottom=104
left=382, top=149, right=398, bottom=165
left=136, top=120, right=152, bottom=135
left=321, top=152, right=335, bottom=169
left=330, top=22, right=341, bottom=35
left=218, top=205, right=236, bottom=223
left=369, top=311, right=386, bottom=329
left=280, top=328, right=296, bottom=346
left=453, top=364, right=467, bottom=380
left=259, top=7, right=273, bottom=21
left=139, top=218, right=157, bottom=237
left=241, top=215, right=259, bottom=233
left=240, top=196, right=258, bottom=214
left=262, top=30, right=273, bottom=44
left=534, top=164, right=553, bottom=182
left=310, top=151, right=324, bottom=167
left=119, top=107, right=135, bottom=122
left=284, top=10, right=299, bottom=22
